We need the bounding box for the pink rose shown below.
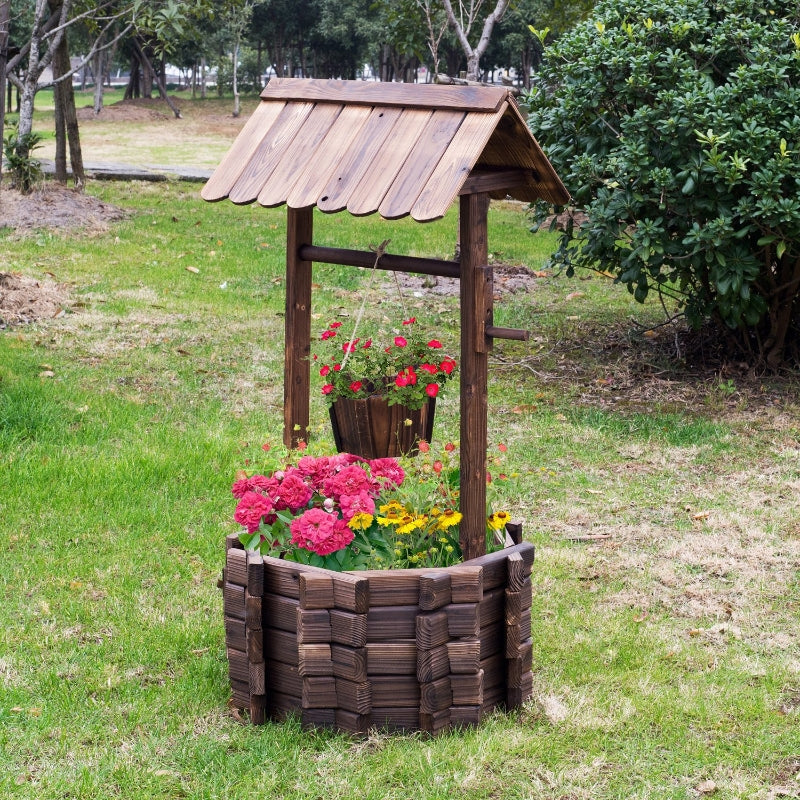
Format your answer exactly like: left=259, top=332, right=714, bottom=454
left=369, top=458, right=405, bottom=488
left=275, top=470, right=312, bottom=512
left=339, top=490, right=375, bottom=521
left=290, top=508, right=354, bottom=556
left=234, top=491, right=273, bottom=533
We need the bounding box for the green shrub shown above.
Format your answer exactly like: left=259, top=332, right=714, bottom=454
left=3, top=125, right=43, bottom=193
left=527, top=0, right=800, bottom=369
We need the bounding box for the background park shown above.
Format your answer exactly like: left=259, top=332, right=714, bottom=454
left=2, top=1, right=799, bottom=798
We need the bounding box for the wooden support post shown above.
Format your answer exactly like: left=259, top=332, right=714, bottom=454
left=459, top=192, right=491, bottom=561
left=284, top=206, right=314, bottom=448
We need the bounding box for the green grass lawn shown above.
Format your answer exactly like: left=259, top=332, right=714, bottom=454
left=1, top=161, right=799, bottom=796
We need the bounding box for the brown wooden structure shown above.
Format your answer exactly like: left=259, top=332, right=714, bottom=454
left=203, top=77, right=568, bottom=562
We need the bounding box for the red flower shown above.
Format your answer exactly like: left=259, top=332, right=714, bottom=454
left=321, top=329, right=336, bottom=340
left=349, top=380, right=363, bottom=393
left=444, top=441, right=455, bottom=452
left=402, top=317, right=416, bottom=325
left=418, top=440, right=431, bottom=453
left=342, top=339, right=359, bottom=353
left=329, top=321, right=342, bottom=329
left=439, top=357, right=456, bottom=375
left=425, top=383, right=439, bottom=398
left=333, top=363, right=342, bottom=372
left=428, top=339, right=443, bottom=349
left=433, top=460, right=443, bottom=474
left=419, top=363, right=438, bottom=375
left=320, top=365, right=331, bottom=377
left=394, top=335, right=408, bottom=347
left=362, top=339, right=372, bottom=349
left=322, top=384, right=335, bottom=395
left=395, top=366, right=417, bottom=387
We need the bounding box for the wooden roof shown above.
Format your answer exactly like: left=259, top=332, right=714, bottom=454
left=202, top=78, right=569, bottom=222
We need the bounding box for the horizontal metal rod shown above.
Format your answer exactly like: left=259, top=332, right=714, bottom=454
left=485, top=325, right=530, bottom=342
left=298, top=244, right=461, bottom=279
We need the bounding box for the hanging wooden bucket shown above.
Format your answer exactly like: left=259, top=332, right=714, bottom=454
left=328, top=395, right=435, bottom=459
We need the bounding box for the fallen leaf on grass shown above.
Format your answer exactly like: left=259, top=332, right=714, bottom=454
left=185, top=266, right=200, bottom=274
left=565, top=291, right=585, bottom=301
left=511, top=404, right=538, bottom=413
left=691, top=510, right=711, bottom=520
left=695, top=779, right=717, bottom=795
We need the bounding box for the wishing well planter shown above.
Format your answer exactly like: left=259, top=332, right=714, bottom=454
left=221, top=534, right=534, bottom=735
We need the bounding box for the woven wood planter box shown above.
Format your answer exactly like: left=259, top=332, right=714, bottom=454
left=221, top=533, right=534, bottom=735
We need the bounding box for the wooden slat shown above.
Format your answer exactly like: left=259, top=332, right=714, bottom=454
left=416, top=611, right=450, bottom=651
left=449, top=566, right=484, bottom=603
left=302, top=676, right=337, bottom=708
left=246, top=628, right=263, bottom=663
left=298, top=643, right=332, bottom=676
left=335, top=679, right=372, bottom=714
left=201, top=100, right=286, bottom=201
left=223, top=582, right=245, bottom=620
left=226, top=548, right=248, bottom=586
left=420, top=677, right=452, bottom=714
left=329, top=610, right=367, bottom=648
left=451, top=669, right=484, bottom=707
left=419, top=573, right=452, bottom=611
left=335, top=709, right=370, bottom=735
left=270, top=660, right=302, bottom=697
left=262, top=78, right=507, bottom=114
left=419, top=709, right=451, bottom=735
left=362, top=572, right=420, bottom=607
left=296, top=608, right=331, bottom=643
left=417, top=644, right=450, bottom=683
left=371, top=676, right=420, bottom=708
left=264, top=628, right=298, bottom=666
left=370, top=708, right=420, bottom=732
left=366, top=642, right=417, bottom=675
left=257, top=102, right=343, bottom=207
left=316, top=106, right=403, bottom=213
left=378, top=110, right=466, bottom=220
left=286, top=104, right=373, bottom=209
left=447, top=639, right=481, bottom=674
left=224, top=616, right=246, bottom=652
left=446, top=603, right=480, bottom=637
left=331, top=644, right=368, bottom=683
left=299, top=573, right=335, bottom=610
left=411, top=104, right=506, bottom=222
left=332, top=574, right=370, bottom=614
left=269, top=691, right=302, bottom=720
left=347, top=108, right=433, bottom=217
left=247, top=552, right=264, bottom=597
left=367, top=605, right=418, bottom=641
left=263, top=593, right=299, bottom=632
left=302, top=708, right=336, bottom=728
left=479, top=587, right=505, bottom=628
left=228, top=102, right=314, bottom=204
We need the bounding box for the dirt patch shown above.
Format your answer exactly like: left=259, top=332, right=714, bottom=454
left=0, top=272, right=71, bottom=328
left=76, top=97, right=174, bottom=123
left=383, top=261, right=544, bottom=297
left=0, top=183, right=127, bottom=234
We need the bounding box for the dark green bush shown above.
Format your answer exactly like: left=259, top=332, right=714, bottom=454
left=527, top=0, right=800, bottom=368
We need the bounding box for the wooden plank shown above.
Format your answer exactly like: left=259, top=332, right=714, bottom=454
left=298, top=643, right=332, bottom=676
left=449, top=705, right=482, bottom=727
left=335, top=679, right=372, bottom=715
left=451, top=669, right=484, bottom=706
left=335, top=709, right=370, bottom=736
left=479, top=622, right=504, bottom=660
left=226, top=548, right=249, bottom=586
left=505, top=589, right=522, bottom=627
left=362, top=572, right=420, bottom=607
left=269, top=691, right=302, bottom=720
left=378, top=110, right=466, bottom=220
left=506, top=551, right=526, bottom=593
left=286, top=104, right=373, bottom=209
left=296, top=608, right=331, bottom=644
left=270, top=660, right=302, bottom=698
left=447, top=639, right=481, bottom=674
left=201, top=100, right=286, bottom=201
left=366, top=642, right=418, bottom=675
left=507, top=670, right=533, bottom=710
left=316, top=105, right=403, bottom=213
left=331, top=644, right=368, bottom=683
left=480, top=653, right=506, bottom=690
left=228, top=101, right=314, bottom=204
left=420, top=677, right=452, bottom=714
left=367, top=605, right=418, bottom=641
left=246, top=628, right=263, bottom=663
left=262, top=78, right=508, bottom=113
left=329, top=610, right=368, bottom=648
left=458, top=168, right=532, bottom=197
left=247, top=552, right=264, bottom=597
left=417, top=644, right=450, bottom=684
left=418, top=573, right=452, bottom=611
left=446, top=603, right=480, bottom=638
left=230, top=677, right=249, bottom=710
left=256, top=102, right=343, bottom=207
left=227, top=647, right=249, bottom=684
left=370, top=708, right=420, bottom=732
left=263, top=627, right=298, bottom=666
left=459, top=191, right=491, bottom=561
left=284, top=204, right=313, bottom=449
left=371, top=676, right=420, bottom=708
left=411, top=104, right=507, bottom=222
left=226, top=533, right=242, bottom=551
left=249, top=694, right=266, bottom=725
left=416, top=611, right=450, bottom=650
left=449, top=566, right=484, bottom=603
left=419, top=709, right=451, bottom=735
left=347, top=108, right=433, bottom=217
left=224, top=616, right=246, bottom=652
left=245, top=592, right=262, bottom=630
left=299, top=573, right=335, bottom=610
left=263, top=593, right=299, bottom=633
left=299, top=245, right=460, bottom=279
left=223, top=582, right=246, bottom=620
left=466, top=542, right=535, bottom=590
left=479, top=587, right=505, bottom=628
left=302, top=676, right=337, bottom=708
left=451, top=671, right=485, bottom=709
left=333, top=574, right=370, bottom=614
left=249, top=660, right=266, bottom=695
left=263, top=560, right=303, bottom=599
left=302, top=708, right=336, bottom=729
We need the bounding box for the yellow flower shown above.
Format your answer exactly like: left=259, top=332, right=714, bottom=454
left=347, top=512, right=374, bottom=531
left=397, top=515, right=427, bottom=534
left=377, top=502, right=406, bottom=526
left=436, top=509, right=462, bottom=529
left=487, top=510, right=511, bottom=530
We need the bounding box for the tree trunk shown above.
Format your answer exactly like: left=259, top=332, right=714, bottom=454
left=232, top=39, right=241, bottom=117
left=132, top=38, right=181, bottom=118
left=0, top=0, right=9, bottom=184
left=51, top=18, right=84, bottom=189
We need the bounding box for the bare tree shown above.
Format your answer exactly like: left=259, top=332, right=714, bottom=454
left=440, top=0, right=511, bottom=81
left=0, top=0, right=9, bottom=184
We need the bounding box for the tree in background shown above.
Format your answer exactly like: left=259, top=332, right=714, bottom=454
left=528, top=0, right=800, bottom=369
left=440, top=0, right=511, bottom=81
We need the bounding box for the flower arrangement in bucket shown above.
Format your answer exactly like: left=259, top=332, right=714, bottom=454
left=313, top=316, right=457, bottom=458
left=232, top=441, right=513, bottom=571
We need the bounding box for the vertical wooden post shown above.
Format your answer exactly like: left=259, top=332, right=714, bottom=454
left=459, top=192, right=492, bottom=561
left=284, top=206, right=314, bottom=448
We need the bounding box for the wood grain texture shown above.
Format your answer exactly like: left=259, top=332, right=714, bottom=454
left=262, top=78, right=507, bottom=113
